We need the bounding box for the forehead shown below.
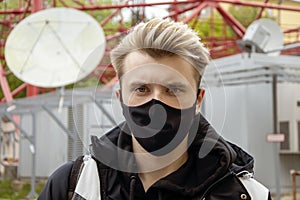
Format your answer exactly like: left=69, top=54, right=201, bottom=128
left=121, top=51, right=198, bottom=86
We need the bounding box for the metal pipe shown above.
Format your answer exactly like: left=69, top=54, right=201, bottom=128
left=101, top=0, right=130, bottom=27
left=42, top=105, right=75, bottom=139
left=0, top=64, right=13, bottom=103
left=79, top=0, right=200, bottom=10
left=32, top=0, right=43, bottom=12
left=58, top=0, right=69, bottom=7
left=26, top=112, right=37, bottom=199
left=2, top=112, right=34, bottom=145
left=209, top=42, right=239, bottom=53
left=210, top=0, right=300, bottom=12
left=291, top=170, right=297, bottom=200
left=0, top=9, right=31, bottom=14
left=214, top=3, right=245, bottom=38
left=51, top=0, right=300, bottom=13
left=264, top=42, right=300, bottom=53
left=284, top=26, right=300, bottom=34
left=106, top=31, right=128, bottom=41
left=255, top=0, right=269, bottom=20
left=173, top=0, right=179, bottom=21
left=11, top=83, right=28, bottom=97
left=183, top=2, right=208, bottom=24
left=218, top=79, right=271, bottom=86
left=90, top=96, right=116, bottom=125
left=290, top=170, right=300, bottom=200
left=18, top=0, right=32, bottom=22
left=166, top=3, right=199, bottom=19
left=272, top=74, right=281, bottom=200
left=210, top=4, right=214, bottom=43
left=72, top=0, right=85, bottom=7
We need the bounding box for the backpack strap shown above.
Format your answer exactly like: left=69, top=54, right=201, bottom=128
left=68, top=156, right=84, bottom=200
left=72, top=155, right=101, bottom=199
left=237, top=171, right=270, bottom=200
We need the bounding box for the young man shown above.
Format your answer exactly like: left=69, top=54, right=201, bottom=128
left=39, top=18, right=271, bottom=200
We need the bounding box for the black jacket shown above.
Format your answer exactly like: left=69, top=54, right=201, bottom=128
left=39, top=115, right=271, bottom=200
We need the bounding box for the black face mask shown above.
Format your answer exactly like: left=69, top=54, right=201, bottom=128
left=121, top=98, right=197, bottom=156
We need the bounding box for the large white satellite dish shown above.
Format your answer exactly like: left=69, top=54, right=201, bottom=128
left=238, top=18, right=283, bottom=56
left=5, top=7, right=106, bottom=88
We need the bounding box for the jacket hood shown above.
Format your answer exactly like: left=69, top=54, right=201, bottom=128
left=90, top=114, right=254, bottom=197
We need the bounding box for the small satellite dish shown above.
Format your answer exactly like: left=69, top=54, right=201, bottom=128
left=5, top=7, right=106, bottom=88
left=237, top=18, right=283, bottom=56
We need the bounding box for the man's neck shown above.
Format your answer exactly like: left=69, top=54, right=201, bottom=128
left=138, top=151, right=188, bottom=192
left=132, top=136, right=189, bottom=192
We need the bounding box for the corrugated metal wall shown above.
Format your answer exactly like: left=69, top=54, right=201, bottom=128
left=18, top=98, right=122, bottom=178
left=203, top=82, right=300, bottom=193
left=67, top=105, right=84, bottom=161
left=19, top=108, right=68, bottom=177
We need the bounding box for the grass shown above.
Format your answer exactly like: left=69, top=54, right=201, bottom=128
left=0, top=179, right=45, bottom=200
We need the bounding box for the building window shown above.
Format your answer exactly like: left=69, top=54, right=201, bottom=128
left=279, top=121, right=290, bottom=150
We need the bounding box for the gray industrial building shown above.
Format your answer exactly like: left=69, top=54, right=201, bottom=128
left=203, top=52, right=300, bottom=193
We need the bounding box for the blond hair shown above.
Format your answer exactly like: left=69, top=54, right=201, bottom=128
left=110, top=18, right=210, bottom=85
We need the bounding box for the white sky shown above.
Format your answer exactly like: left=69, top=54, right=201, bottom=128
left=120, top=0, right=171, bottom=20
left=144, top=0, right=170, bottom=18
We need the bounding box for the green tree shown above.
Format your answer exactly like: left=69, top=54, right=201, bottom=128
left=228, top=5, right=276, bottom=28
left=228, top=6, right=258, bottom=28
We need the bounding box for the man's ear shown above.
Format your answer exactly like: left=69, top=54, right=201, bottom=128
left=196, top=88, right=205, bottom=113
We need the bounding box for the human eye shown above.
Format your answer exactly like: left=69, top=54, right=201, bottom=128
left=167, top=86, right=182, bottom=95
left=134, top=85, right=149, bottom=94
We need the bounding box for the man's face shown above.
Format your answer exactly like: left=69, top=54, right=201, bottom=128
left=117, top=51, right=203, bottom=110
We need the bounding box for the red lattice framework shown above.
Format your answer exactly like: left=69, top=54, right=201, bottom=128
left=0, top=0, right=300, bottom=102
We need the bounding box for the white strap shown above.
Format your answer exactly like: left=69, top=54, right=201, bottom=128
left=239, top=177, right=269, bottom=200
left=74, top=155, right=101, bottom=200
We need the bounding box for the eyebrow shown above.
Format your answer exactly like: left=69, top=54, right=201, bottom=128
left=164, top=82, right=189, bottom=88
left=127, top=81, right=189, bottom=88
left=128, top=81, right=147, bottom=87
